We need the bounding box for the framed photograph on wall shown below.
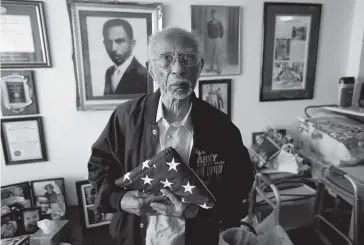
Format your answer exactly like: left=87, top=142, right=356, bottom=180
left=260, top=3, right=322, bottom=101
left=191, top=5, right=241, bottom=76
left=1, top=182, right=32, bottom=214
left=76, top=180, right=113, bottom=230
left=1, top=116, right=47, bottom=165
left=199, top=79, right=231, bottom=118
left=1, top=70, right=39, bottom=116
left=67, top=0, right=163, bottom=111
left=0, top=0, right=51, bottom=68
left=18, top=207, right=42, bottom=234
left=30, top=178, right=67, bottom=220
left=1, top=211, right=20, bottom=239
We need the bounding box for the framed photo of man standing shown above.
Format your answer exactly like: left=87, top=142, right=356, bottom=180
left=67, top=1, right=162, bottom=111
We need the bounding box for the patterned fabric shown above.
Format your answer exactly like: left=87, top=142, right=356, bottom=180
left=115, top=147, right=216, bottom=209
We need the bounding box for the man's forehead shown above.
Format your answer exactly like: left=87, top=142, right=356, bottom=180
left=151, top=38, right=197, bottom=56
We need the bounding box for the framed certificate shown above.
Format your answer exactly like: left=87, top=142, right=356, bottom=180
left=0, top=1, right=52, bottom=68
left=1, top=70, right=39, bottom=116
left=1, top=116, right=47, bottom=165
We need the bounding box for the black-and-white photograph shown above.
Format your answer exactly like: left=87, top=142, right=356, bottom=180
left=272, top=62, right=305, bottom=90
left=1, top=71, right=39, bottom=116
left=68, top=1, right=162, bottom=110
left=292, top=26, right=307, bottom=40
left=86, top=207, right=113, bottom=226
left=191, top=5, right=241, bottom=76
left=199, top=79, right=231, bottom=117
left=76, top=180, right=113, bottom=229
left=19, top=207, right=41, bottom=234
left=1, top=182, right=32, bottom=214
left=30, top=178, right=66, bottom=220
left=274, top=39, right=290, bottom=60
left=1, top=212, right=19, bottom=239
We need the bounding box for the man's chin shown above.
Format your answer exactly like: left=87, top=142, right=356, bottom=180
left=170, top=88, right=193, bottom=100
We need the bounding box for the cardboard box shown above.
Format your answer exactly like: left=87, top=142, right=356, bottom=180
left=30, top=220, right=71, bottom=245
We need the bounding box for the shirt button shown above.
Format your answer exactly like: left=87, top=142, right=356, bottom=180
left=140, top=223, right=144, bottom=228
left=152, top=129, right=157, bottom=135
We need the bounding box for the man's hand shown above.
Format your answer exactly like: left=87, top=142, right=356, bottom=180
left=150, top=189, right=199, bottom=219
left=120, top=190, right=167, bottom=216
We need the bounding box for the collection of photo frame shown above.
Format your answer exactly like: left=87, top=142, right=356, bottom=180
left=0, top=178, right=66, bottom=239
left=1, top=1, right=49, bottom=166
left=0, top=0, right=322, bottom=121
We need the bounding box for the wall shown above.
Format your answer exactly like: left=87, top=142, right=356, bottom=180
left=0, top=0, right=356, bottom=205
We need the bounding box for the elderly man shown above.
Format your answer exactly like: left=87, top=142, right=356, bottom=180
left=88, top=27, right=253, bottom=245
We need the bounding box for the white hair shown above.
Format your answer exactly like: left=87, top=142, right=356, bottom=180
left=147, top=26, right=204, bottom=59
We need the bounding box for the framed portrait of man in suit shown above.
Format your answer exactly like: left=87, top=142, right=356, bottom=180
left=67, top=1, right=163, bottom=111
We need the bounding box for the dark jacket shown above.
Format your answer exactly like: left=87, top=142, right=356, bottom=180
left=88, top=90, right=253, bottom=245
left=104, top=57, right=151, bottom=95
left=207, top=19, right=224, bottom=39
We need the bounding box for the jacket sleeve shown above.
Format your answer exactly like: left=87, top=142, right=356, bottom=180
left=87, top=110, right=127, bottom=213
left=219, top=124, right=254, bottom=230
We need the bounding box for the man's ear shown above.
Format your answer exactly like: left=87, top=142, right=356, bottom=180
left=131, top=39, right=136, bottom=49
left=146, top=61, right=156, bottom=81
left=200, top=58, right=204, bottom=70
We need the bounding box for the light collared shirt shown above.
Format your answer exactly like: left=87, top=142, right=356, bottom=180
left=111, top=55, right=134, bottom=92
left=145, top=98, right=194, bottom=245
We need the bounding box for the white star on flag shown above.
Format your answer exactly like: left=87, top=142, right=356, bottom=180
left=142, top=160, right=150, bottom=170
left=182, top=181, right=195, bottom=194
left=165, top=158, right=180, bottom=172
left=199, top=203, right=212, bottom=209
left=141, top=174, right=153, bottom=185
left=123, top=172, right=131, bottom=182
left=160, top=178, right=173, bottom=188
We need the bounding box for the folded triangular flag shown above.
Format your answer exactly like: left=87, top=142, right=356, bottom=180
left=115, top=147, right=215, bottom=209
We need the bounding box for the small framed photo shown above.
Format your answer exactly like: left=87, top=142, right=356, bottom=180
left=260, top=3, right=322, bottom=101
left=1, top=116, right=47, bottom=165
left=67, top=1, right=162, bottom=110
left=30, top=178, right=67, bottom=220
left=199, top=79, right=231, bottom=118
left=1, top=70, right=39, bottom=116
left=76, top=180, right=113, bottom=230
left=19, top=207, right=42, bottom=234
left=1, top=182, right=32, bottom=214
left=191, top=5, right=241, bottom=76
left=1, top=212, right=19, bottom=239
left=1, top=1, right=52, bottom=68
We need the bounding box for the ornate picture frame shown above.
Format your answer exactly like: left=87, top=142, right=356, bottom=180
left=260, top=3, right=322, bottom=101
left=1, top=70, right=39, bottom=116
left=0, top=0, right=52, bottom=68
left=67, top=0, right=163, bottom=111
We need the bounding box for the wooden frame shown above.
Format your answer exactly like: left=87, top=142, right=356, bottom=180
left=199, top=79, right=231, bottom=118
left=30, top=178, right=67, bottom=220
left=76, top=180, right=113, bottom=231
left=1, top=116, right=47, bottom=165
left=260, top=3, right=322, bottom=101
left=67, top=0, right=163, bottom=110
left=0, top=0, right=52, bottom=68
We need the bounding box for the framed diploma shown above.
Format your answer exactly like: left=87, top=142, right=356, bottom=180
left=260, top=3, right=321, bottom=101
left=0, top=1, right=52, bottom=68
left=1, top=70, right=39, bottom=116
left=1, top=116, right=47, bottom=165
